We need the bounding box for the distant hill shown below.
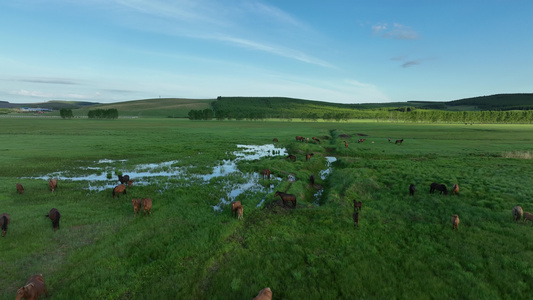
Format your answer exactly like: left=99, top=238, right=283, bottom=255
left=2, top=93, right=532, bottom=118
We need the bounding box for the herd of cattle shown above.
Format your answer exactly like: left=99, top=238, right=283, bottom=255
left=4, top=134, right=531, bottom=299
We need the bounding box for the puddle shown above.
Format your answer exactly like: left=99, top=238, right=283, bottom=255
left=314, top=156, right=337, bottom=205
left=27, top=145, right=287, bottom=211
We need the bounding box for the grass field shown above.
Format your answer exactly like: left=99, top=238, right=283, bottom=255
left=1, top=118, right=533, bottom=299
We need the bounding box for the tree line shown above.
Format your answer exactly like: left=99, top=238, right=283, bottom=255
left=60, top=108, right=119, bottom=119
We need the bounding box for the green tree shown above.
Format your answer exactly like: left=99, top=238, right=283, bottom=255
left=60, top=108, right=73, bottom=119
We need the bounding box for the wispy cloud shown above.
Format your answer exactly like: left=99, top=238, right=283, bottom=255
left=373, top=23, right=419, bottom=40
left=391, top=56, right=435, bottom=68
left=16, top=78, right=78, bottom=85
left=113, top=0, right=331, bottom=68
left=10, top=89, right=92, bottom=99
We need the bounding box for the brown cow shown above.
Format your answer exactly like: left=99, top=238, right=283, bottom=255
left=46, top=208, right=61, bottom=231
left=231, top=201, right=242, bottom=218
left=237, top=206, right=243, bottom=220
left=132, top=198, right=142, bottom=217
left=272, top=138, right=278, bottom=142
left=452, top=183, right=459, bottom=195
left=358, top=138, right=366, bottom=143
left=310, top=174, right=315, bottom=185
left=286, top=154, right=296, bottom=162
left=312, top=137, right=321, bottom=144
left=112, top=184, right=127, bottom=198
left=48, top=178, right=57, bottom=192
left=16, top=183, right=24, bottom=194
left=305, top=153, right=314, bottom=161
left=142, top=198, right=152, bottom=216
left=16, top=274, right=48, bottom=300
left=1, top=213, right=11, bottom=237
left=262, top=169, right=271, bottom=179
left=524, top=211, right=533, bottom=226
left=395, top=139, right=404, bottom=145
left=274, top=191, right=297, bottom=208
left=451, top=214, right=460, bottom=231
left=253, top=287, right=272, bottom=300
left=512, top=206, right=523, bottom=222
left=344, top=141, right=348, bottom=148
left=295, top=136, right=305, bottom=142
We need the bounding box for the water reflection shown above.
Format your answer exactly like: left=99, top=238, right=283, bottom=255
left=314, top=156, right=337, bottom=205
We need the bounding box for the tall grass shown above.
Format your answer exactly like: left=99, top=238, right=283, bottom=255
left=1, top=118, right=533, bottom=299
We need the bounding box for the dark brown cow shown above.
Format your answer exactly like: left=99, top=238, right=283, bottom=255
left=430, top=182, right=448, bottom=195
left=1, top=213, right=11, bottom=237
left=295, top=136, right=305, bottom=142
left=231, top=201, right=242, bottom=218
left=132, top=198, right=142, bottom=216
left=262, top=169, right=271, bottom=179
left=142, top=198, right=152, bottom=216
left=409, top=184, right=416, bottom=196
left=358, top=138, right=366, bottom=143
left=286, top=154, right=296, bottom=162
left=46, top=208, right=61, bottom=232
left=16, top=274, right=48, bottom=300
left=310, top=174, right=315, bottom=185
left=48, top=178, right=57, bottom=192
left=312, top=137, right=321, bottom=143
left=344, top=141, right=348, bottom=148
left=395, top=139, right=404, bottom=144
left=353, top=211, right=359, bottom=229
left=353, top=200, right=362, bottom=212
left=272, top=138, right=278, bottom=142
left=16, top=183, right=24, bottom=194
left=274, top=191, right=297, bottom=208
left=112, top=184, right=127, bottom=198
left=253, top=287, right=272, bottom=300
left=305, top=153, right=314, bottom=161
left=118, top=174, right=130, bottom=185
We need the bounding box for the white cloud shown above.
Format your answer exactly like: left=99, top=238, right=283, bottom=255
left=373, top=23, right=419, bottom=40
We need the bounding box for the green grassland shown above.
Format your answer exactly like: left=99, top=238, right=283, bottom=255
left=1, top=118, right=533, bottom=299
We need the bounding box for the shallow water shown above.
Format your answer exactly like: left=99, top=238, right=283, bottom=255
left=314, top=156, right=337, bottom=205
left=29, top=144, right=288, bottom=210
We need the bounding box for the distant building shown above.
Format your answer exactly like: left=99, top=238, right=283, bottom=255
left=19, top=107, right=53, bottom=112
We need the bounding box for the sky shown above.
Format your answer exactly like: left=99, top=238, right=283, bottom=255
left=1, top=0, right=532, bottom=104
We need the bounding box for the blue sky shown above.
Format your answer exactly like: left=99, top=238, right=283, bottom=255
left=1, top=0, right=532, bottom=104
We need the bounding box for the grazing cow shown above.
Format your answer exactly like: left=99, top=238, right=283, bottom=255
left=16, top=183, right=24, bottom=194
left=127, top=180, right=134, bottom=187
left=48, top=178, right=57, bottom=192
left=118, top=174, right=130, bottom=185
left=512, top=206, right=523, bottom=222
left=272, top=138, right=278, bottom=142
left=286, top=154, right=296, bottom=162
left=112, top=184, right=127, bottom=199
left=353, top=211, right=359, bottom=229
left=312, top=137, right=321, bottom=143
left=353, top=200, right=362, bottom=212
left=132, top=198, right=142, bottom=217
left=523, top=212, right=533, bottom=226
left=358, top=138, right=366, bottom=143
left=429, top=183, right=448, bottom=195
left=231, top=201, right=242, bottom=218
left=16, top=274, right=48, bottom=300
left=451, top=214, right=460, bottom=231
left=253, top=287, right=272, bottom=300
left=305, top=153, right=314, bottom=161
left=452, top=183, right=459, bottom=195
left=142, top=198, right=152, bottom=216
left=237, top=206, right=243, bottom=220
left=274, top=191, right=297, bottom=208
left=1, top=213, right=11, bottom=237
left=310, top=174, right=315, bottom=185
left=395, top=139, right=404, bottom=145
left=344, top=141, right=348, bottom=148
left=295, top=136, right=305, bottom=142
left=262, top=169, right=271, bottom=180
left=409, top=184, right=416, bottom=196
left=46, top=208, right=61, bottom=231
